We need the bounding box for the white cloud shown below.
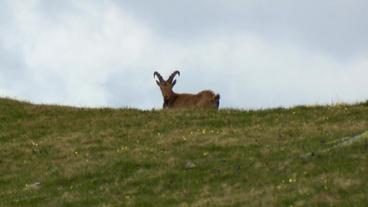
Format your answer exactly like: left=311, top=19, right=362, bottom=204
left=1, top=0, right=152, bottom=106
left=0, top=1, right=367, bottom=109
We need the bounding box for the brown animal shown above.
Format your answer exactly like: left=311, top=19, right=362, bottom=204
left=154, top=70, right=220, bottom=109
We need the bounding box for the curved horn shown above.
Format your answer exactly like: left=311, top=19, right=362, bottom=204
left=154, top=71, right=164, bottom=82
left=167, top=70, right=180, bottom=83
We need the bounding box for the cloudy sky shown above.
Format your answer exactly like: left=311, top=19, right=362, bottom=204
left=0, top=0, right=367, bottom=109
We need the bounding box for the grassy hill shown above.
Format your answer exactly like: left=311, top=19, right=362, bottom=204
left=0, top=98, right=367, bottom=207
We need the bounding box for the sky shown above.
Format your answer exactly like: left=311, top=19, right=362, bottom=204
left=0, top=0, right=367, bottom=109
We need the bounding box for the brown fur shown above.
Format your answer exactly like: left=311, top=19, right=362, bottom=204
left=154, top=71, right=220, bottom=109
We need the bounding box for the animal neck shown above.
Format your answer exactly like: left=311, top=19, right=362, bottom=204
left=163, top=91, right=177, bottom=108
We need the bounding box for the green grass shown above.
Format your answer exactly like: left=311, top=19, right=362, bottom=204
left=0, top=97, right=367, bottom=206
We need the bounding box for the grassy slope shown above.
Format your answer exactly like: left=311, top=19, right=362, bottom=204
left=0, top=98, right=367, bottom=207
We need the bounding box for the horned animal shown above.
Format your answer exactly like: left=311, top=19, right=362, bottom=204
left=154, top=70, right=220, bottom=109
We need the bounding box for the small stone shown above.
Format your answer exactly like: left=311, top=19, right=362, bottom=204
left=25, top=182, right=41, bottom=190
left=185, top=161, right=196, bottom=169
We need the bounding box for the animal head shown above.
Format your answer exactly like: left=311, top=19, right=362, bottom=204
left=154, top=70, right=180, bottom=101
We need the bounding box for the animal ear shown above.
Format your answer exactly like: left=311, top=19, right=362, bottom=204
left=172, top=79, right=176, bottom=86
left=156, top=80, right=160, bottom=85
